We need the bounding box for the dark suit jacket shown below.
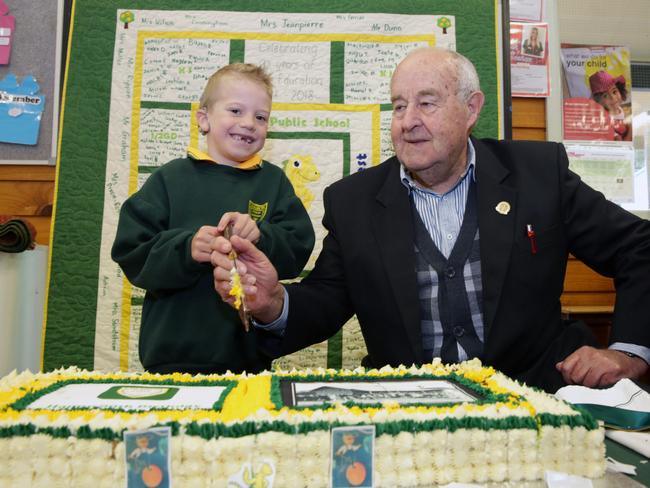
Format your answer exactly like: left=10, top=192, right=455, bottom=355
left=262, top=138, right=650, bottom=391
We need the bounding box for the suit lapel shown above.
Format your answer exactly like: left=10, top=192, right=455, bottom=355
left=370, top=158, right=423, bottom=363
left=473, top=139, right=517, bottom=337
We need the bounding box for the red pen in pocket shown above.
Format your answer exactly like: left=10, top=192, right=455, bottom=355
left=526, top=224, right=537, bottom=255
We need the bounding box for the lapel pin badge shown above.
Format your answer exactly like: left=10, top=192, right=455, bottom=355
left=495, top=201, right=511, bottom=215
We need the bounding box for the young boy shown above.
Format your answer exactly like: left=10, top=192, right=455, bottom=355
left=111, top=63, right=314, bottom=375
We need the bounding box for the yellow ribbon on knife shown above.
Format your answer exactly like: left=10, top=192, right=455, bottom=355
left=224, top=225, right=251, bottom=332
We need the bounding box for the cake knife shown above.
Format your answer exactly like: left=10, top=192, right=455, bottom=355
left=223, top=225, right=251, bottom=332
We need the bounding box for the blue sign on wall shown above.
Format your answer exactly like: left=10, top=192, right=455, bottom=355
left=0, top=73, right=45, bottom=145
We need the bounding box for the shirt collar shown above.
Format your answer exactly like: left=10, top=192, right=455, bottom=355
left=400, top=138, right=476, bottom=196
left=187, top=146, right=262, bottom=170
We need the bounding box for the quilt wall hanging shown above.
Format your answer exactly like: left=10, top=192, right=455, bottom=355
left=43, top=0, right=503, bottom=372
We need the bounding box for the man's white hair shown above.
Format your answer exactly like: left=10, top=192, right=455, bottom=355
left=399, top=47, right=481, bottom=101
left=447, top=50, right=481, bottom=102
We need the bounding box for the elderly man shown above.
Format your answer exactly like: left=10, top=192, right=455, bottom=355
left=211, top=47, right=650, bottom=392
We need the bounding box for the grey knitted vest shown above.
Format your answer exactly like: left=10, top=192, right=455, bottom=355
left=411, top=181, right=483, bottom=363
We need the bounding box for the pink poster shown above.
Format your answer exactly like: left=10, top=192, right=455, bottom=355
left=560, top=44, right=632, bottom=142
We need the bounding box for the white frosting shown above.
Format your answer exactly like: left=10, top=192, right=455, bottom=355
left=0, top=362, right=607, bottom=486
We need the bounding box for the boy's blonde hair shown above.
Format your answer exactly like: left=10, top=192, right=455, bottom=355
left=199, top=63, right=273, bottom=110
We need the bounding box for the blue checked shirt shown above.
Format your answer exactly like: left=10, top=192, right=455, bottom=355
left=400, top=141, right=477, bottom=260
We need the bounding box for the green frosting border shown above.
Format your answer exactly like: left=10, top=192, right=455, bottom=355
left=0, top=411, right=599, bottom=443
left=0, top=371, right=600, bottom=442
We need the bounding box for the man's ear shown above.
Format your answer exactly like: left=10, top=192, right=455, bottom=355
left=196, top=108, right=210, bottom=134
left=466, top=91, right=485, bottom=130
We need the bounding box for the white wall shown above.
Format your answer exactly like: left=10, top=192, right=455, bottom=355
left=558, top=0, right=650, bottom=62
left=0, top=246, right=47, bottom=376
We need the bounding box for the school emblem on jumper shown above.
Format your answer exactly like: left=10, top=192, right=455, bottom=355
left=248, top=201, right=268, bottom=222
left=495, top=201, right=511, bottom=215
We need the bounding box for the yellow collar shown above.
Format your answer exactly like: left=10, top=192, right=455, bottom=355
left=187, top=147, right=262, bottom=170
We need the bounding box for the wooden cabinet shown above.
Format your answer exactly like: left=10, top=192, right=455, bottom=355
left=0, top=165, right=55, bottom=245
left=561, top=256, right=614, bottom=346
left=511, top=97, right=546, bottom=141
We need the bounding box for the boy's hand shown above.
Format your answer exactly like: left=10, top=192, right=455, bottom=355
left=191, top=225, right=220, bottom=263
left=217, top=212, right=260, bottom=244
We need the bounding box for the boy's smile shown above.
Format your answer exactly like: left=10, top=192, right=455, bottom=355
left=199, top=74, right=271, bottom=166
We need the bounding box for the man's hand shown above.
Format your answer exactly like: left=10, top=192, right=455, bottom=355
left=556, top=346, right=649, bottom=387
left=191, top=225, right=220, bottom=263
left=217, top=212, right=260, bottom=244
left=210, top=234, right=284, bottom=323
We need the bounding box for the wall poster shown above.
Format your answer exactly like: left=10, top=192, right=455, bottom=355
left=561, top=44, right=633, bottom=143
left=510, top=22, right=549, bottom=97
